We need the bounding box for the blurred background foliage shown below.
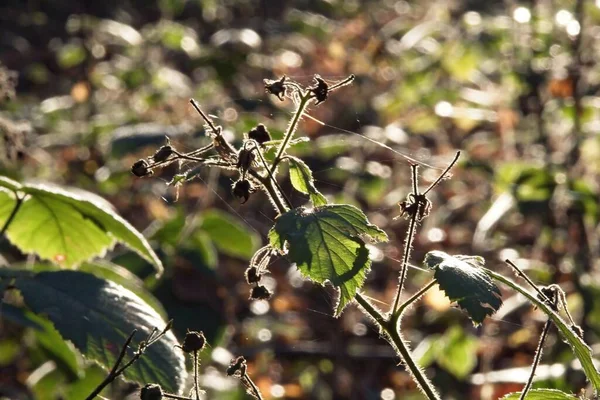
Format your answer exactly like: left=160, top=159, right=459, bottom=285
left=1, top=0, right=600, bottom=399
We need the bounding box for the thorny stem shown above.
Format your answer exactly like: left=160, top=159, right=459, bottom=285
left=520, top=319, right=551, bottom=399
left=85, top=330, right=137, bottom=400
left=248, top=169, right=290, bottom=213
left=242, top=373, right=263, bottom=400
left=271, top=92, right=312, bottom=172
left=355, top=293, right=440, bottom=400
left=394, top=204, right=420, bottom=314
left=392, top=165, right=420, bottom=315
left=193, top=350, right=201, bottom=400
left=0, top=194, right=23, bottom=238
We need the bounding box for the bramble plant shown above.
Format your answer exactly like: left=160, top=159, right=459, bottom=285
left=1, top=73, right=599, bottom=400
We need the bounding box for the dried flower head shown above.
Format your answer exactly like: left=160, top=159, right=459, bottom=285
left=310, top=75, right=329, bottom=105
left=232, top=179, right=254, bottom=203
left=250, top=285, right=271, bottom=300
left=248, top=124, right=271, bottom=145
left=140, top=384, right=163, bottom=400
left=237, top=148, right=255, bottom=175
left=264, top=76, right=287, bottom=101
left=152, top=145, right=174, bottom=163
left=181, top=330, right=207, bottom=353
left=131, top=159, right=153, bottom=177
left=226, top=356, right=247, bottom=376
left=245, top=266, right=261, bottom=284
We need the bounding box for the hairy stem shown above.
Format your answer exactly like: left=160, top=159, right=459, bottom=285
left=271, top=93, right=312, bottom=172
left=243, top=374, right=263, bottom=400
left=193, top=350, right=201, bottom=400
left=520, top=320, right=551, bottom=400
left=248, top=170, right=290, bottom=213
left=391, top=165, right=420, bottom=314
left=355, top=293, right=440, bottom=400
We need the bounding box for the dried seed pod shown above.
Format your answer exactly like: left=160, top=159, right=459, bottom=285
left=245, top=266, right=261, bottom=284
left=250, top=285, right=271, bottom=300
left=181, top=330, right=207, bottom=353
left=213, top=134, right=237, bottom=161
left=236, top=148, right=255, bottom=174
left=232, top=179, right=253, bottom=203
left=131, top=159, right=152, bottom=177
left=140, top=384, right=163, bottom=400
left=264, top=76, right=287, bottom=101
left=248, top=124, right=271, bottom=145
left=226, top=356, right=247, bottom=376
left=310, top=75, right=328, bottom=105
left=152, top=145, right=174, bottom=162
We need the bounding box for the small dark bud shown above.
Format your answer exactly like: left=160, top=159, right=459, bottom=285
left=248, top=124, right=271, bottom=145
left=153, top=145, right=174, bottom=162
left=226, top=356, right=247, bottom=376
left=140, top=384, right=163, bottom=400
left=236, top=148, right=255, bottom=173
left=264, top=76, right=287, bottom=101
left=310, top=75, right=329, bottom=105
left=245, top=266, right=261, bottom=284
left=131, top=159, right=152, bottom=177
left=232, top=179, right=253, bottom=203
left=250, top=285, right=271, bottom=300
left=181, top=330, right=206, bottom=353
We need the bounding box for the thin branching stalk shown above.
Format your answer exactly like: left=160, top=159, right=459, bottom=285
left=0, top=194, right=23, bottom=237
left=271, top=93, right=312, bottom=171
left=520, top=320, right=551, bottom=399
left=396, top=280, right=437, bottom=321
left=505, top=259, right=553, bottom=305
left=422, top=151, right=460, bottom=195
left=248, top=170, right=290, bottom=213
left=190, top=99, right=220, bottom=135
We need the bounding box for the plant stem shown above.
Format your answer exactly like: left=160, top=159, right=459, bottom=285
left=505, top=259, right=552, bottom=305
left=0, top=195, right=23, bottom=237
left=392, top=205, right=420, bottom=314
left=85, top=331, right=137, bottom=400
left=355, top=293, right=440, bottom=400
left=164, top=394, right=192, bottom=400
left=391, top=165, right=420, bottom=314
left=193, top=350, right=201, bottom=400
left=242, top=374, right=263, bottom=400
left=520, top=320, right=551, bottom=400
left=249, top=170, right=290, bottom=213
left=271, top=93, right=312, bottom=172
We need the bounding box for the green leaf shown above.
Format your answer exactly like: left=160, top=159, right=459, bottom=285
left=0, top=178, right=163, bottom=277
left=287, top=156, right=327, bottom=206
left=12, top=270, right=186, bottom=393
left=269, top=204, right=387, bottom=315
left=487, top=269, right=600, bottom=391
left=501, top=389, right=578, bottom=399
left=199, top=209, right=260, bottom=260
left=424, top=251, right=502, bottom=325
